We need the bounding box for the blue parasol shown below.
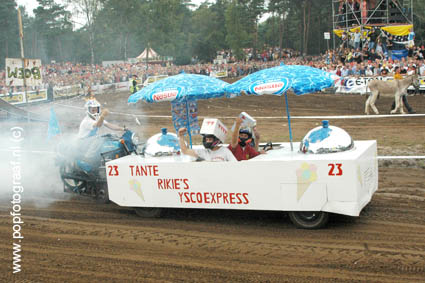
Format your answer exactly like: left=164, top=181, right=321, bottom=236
left=128, top=73, right=229, bottom=103
left=128, top=73, right=230, bottom=146
left=225, top=64, right=337, bottom=151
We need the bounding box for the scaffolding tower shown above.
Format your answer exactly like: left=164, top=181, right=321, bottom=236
left=332, top=0, right=413, bottom=47
left=333, top=0, right=413, bottom=28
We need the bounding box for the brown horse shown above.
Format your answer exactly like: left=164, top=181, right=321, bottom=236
left=365, top=74, right=418, bottom=115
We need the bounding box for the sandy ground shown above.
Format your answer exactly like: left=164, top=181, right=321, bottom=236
left=1, top=89, right=424, bottom=282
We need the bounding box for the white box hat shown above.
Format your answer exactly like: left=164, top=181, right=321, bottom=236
left=200, top=118, right=228, bottom=143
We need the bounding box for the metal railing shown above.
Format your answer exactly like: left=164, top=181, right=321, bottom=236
left=332, top=0, right=413, bottom=29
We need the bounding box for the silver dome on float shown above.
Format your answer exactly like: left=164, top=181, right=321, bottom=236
left=300, top=120, right=354, bottom=154
left=144, top=128, right=180, bottom=156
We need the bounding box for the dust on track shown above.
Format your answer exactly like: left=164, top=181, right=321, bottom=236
left=1, top=91, right=424, bottom=282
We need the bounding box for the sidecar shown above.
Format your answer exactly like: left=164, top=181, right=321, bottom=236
left=106, top=122, right=378, bottom=229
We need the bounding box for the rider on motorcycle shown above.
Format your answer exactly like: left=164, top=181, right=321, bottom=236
left=59, top=98, right=138, bottom=202
left=78, top=99, right=126, bottom=138
left=76, top=99, right=127, bottom=171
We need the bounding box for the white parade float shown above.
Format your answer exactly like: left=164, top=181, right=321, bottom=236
left=106, top=118, right=378, bottom=229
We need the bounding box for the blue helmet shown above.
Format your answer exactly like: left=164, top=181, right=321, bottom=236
left=239, top=127, right=252, bottom=139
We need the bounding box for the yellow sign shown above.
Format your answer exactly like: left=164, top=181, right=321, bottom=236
left=54, top=85, right=81, bottom=98
left=143, top=75, right=168, bottom=87
left=27, top=90, right=47, bottom=102
left=0, top=94, right=24, bottom=104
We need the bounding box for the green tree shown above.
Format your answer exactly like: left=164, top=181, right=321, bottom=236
left=32, top=0, right=73, bottom=63
left=239, top=0, right=265, bottom=56
left=260, top=0, right=332, bottom=56
left=266, top=0, right=291, bottom=54
left=67, top=0, right=102, bottom=64
left=225, top=0, right=250, bottom=60
left=4, top=0, right=422, bottom=67
left=413, top=0, right=425, bottom=45
left=98, top=0, right=142, bottom=61
left=144, top=0, right=192, bottom=65
left=191, top=0, right=228, bottom=62
left=0, top=0, right=19, bottom=68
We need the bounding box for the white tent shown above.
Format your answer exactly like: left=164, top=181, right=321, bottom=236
left=136, top=48, right=161, bottom=62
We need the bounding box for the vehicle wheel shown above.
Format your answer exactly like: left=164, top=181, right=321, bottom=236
left=96, top=183, right=110, bottom=204
left=134, top=207, right=163, bottom=218
left=60, top=163, right=86, bottom=192
left=288, top=211, right=329, bottom=229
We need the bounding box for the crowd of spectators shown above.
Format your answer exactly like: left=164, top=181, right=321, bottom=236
left=210, top=47, right=300, bottom=64
left=323, top=27, right=425, bottom=77
left=0, top=41, right=424, bottom=95
left=340, top=27, right=420, bottom=57
left=0, top=47, right=299, bottom=94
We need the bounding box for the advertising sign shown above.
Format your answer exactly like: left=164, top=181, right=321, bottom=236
left=210, top=70, right=228, bottom=78
left=324, top=32, right=331, bottom=40
left=249, top=79, right=290, bottom=95
left=336, top=76, right=395, bottom=94
left=27, top=89, right=47, bottom=103
left=336, top=76, right=425, bottom=94
left=0, top=89, right=47, bottom=104
left=5, top=58, right=43, bottom=87
left=171, top=99, right=200, bottom=135
left=0, top=93, right=25, bottom=104
left=53, top=84, right=82, bottom=98
left=143, top=75, right=168, bottom=87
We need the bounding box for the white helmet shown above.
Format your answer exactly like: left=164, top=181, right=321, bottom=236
left=85, top=99, right=101, bottom=119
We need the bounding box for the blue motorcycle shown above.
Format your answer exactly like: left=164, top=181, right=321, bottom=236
left=57, top=130, right=140, bottom=203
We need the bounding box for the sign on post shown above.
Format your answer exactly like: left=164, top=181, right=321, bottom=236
left=324, top=32, right=331, bottom=40
left=5, top=58, right=43, bottom=87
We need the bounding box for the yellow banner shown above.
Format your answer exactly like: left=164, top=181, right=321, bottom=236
left=0, top=94, right=25, bottom=104
left=333, top=27, right=370, bottom=38
left=333, top=29, right=344, bottom=37
left=381, top=24, right=413, bottom=36
left=334, top=25, right=412, bottom=38
left=27, top=89, right=47, bottom=102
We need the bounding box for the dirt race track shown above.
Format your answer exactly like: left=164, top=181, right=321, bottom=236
left=1, top=90, right=425, bottom=282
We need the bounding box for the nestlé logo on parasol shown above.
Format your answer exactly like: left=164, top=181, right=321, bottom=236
left=250, top=79, right=289, bottom=95
left=152, top=89, right=179, bottom=101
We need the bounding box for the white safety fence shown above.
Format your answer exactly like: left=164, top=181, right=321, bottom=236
left=1, top=81, right=131, bottom=105
left=52, top=102, right=425, bottom=120
left=4, top=102, right=425, bottom=160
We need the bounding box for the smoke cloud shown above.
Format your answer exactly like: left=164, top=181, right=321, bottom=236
left=1, top=91, right=148, bottom=207
left=0, top=122, right=63, bottom=207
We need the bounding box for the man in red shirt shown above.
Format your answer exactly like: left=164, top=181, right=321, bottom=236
left=228, top=117, right=264, bottom=161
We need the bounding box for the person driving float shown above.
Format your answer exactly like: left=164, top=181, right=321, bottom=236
left=229, top=117, right=264, bottom=161
left=178, top=118, right=236, bottom=162
left=78, top=99, right=126, bottom=139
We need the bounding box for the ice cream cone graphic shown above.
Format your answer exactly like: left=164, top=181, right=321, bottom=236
left=296, top=182, right=310, bottom=201
left=296, top=163, right=317, bottom=201
left=129, top=179, right=144, bottom=201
